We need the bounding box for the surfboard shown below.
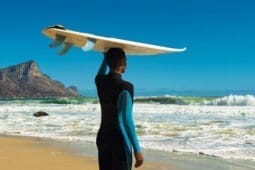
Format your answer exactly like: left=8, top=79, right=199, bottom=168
left=42, top=24, right=186, bottom=55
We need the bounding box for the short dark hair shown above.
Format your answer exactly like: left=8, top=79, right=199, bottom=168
left=105, top=48, right=126, bottom=70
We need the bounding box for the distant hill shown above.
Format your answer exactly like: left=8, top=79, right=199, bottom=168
left=0, top=60, right=80, bottom=98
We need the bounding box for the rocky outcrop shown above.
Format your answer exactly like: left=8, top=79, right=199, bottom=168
left=0, top=60, right=80, bottom=98
left=33, top=111, right=49, bottom=117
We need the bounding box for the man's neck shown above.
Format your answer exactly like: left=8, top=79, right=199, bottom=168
left=110, top=69, right=122, bottom=75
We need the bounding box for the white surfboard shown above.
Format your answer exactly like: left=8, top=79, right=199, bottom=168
left=42, top=25, right=186, bottom=55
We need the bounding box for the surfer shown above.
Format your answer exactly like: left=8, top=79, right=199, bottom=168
left=95, top=48, right=144, bottom=170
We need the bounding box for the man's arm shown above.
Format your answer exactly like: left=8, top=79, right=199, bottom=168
left=95, top=55, right=108, bottom=86
left=96, top=55, right=108, bottom=76
left=117, top=90, right=144, bottom=168
left=119, top=90, right=141, bottom=153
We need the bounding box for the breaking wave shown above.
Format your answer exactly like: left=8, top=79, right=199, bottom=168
left=1, top=95, right=254, bottom=106
left=135, top=94, right=255, bottom=106
left=201, top=95, right=255, bottom=106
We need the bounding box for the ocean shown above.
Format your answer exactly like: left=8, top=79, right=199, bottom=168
left=0, top=90, right=255, bottom=166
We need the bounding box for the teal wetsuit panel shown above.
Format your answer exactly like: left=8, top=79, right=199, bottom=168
left=117, top=90, right=141, bottom=169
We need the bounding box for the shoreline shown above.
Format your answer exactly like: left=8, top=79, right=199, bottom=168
left=0, top=134, right=171, bottom=170
left=1, top=134, right=254, bottom=170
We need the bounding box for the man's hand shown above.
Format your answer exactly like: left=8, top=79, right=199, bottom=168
left=134, top=152, right=144, bottom=168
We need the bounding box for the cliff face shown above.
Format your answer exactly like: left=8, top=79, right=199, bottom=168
left=0, top=60, right=80, bottom=98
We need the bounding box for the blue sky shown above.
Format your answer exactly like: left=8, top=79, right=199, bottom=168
left=0, top=0, right=255, bottom=93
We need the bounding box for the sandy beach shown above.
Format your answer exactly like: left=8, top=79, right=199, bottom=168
left=0, top=135, right=170, bottom=170
left=0, top=135, right=98, bottom=170
left=1, top=135, right=253, bottom=170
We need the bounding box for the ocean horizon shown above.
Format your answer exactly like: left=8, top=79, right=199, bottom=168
left=79, top=89, right=255, bottom=97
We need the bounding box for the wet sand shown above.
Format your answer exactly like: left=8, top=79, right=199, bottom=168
left=0, top=135, right=171, bottom=170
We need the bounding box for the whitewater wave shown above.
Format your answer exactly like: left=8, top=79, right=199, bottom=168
left=202, top=95, right=255, bottom=106
left=136, top=94, right=255, bottom=106
left=1, top=94, right=255, bottom=106
left=40, top=97, right=98, bottom=104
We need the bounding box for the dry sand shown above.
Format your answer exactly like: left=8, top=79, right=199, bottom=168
left=0, top=135, right=171, bottom=170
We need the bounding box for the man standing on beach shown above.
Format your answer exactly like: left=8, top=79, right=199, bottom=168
left=95, top=48, right=144, bottom=170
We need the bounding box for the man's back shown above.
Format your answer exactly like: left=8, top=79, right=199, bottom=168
left=95, top=72, right=134, bottom=132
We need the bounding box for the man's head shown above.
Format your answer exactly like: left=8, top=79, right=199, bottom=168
left=105, top=48, right=126, bottom=74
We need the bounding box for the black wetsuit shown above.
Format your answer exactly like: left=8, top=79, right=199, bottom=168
left=95, top=72, right=134, bottom=170
left=95, top=56, right=141, bottom=170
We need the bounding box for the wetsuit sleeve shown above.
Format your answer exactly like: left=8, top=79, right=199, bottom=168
left=96, top=56, right=108, bottom=76
left=95, top=56, right=108, bottom=85
left=117, top=90, right=141, bottom=153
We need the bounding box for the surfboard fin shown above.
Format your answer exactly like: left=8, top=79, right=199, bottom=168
left=57, top=42, right=73, bottom=55
left=49, top=34, right=66, bottom=48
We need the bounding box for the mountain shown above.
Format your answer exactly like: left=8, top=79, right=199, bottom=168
left=0, top=60, right=80, bottom=98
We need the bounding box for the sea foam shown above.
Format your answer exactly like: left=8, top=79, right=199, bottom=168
left=202, top=95, right=255, bottom=106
